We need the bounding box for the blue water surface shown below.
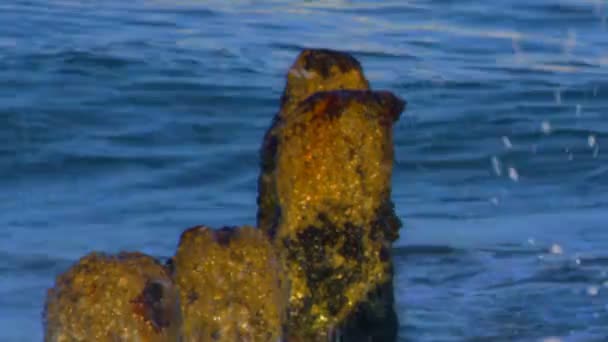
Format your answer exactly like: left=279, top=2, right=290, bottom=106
left=1, top=0, right=608, bottom=340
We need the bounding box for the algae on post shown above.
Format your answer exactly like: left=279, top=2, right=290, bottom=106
left=172, top=225, right=288, bottom=342
left=44, top=252, right=180, bottom=342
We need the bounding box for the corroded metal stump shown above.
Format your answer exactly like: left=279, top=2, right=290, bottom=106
left=44, top=252, right=181, bottom=342
left=257, top=49, right=405, bottom=341
left=171, top=225, right=288, bottom=341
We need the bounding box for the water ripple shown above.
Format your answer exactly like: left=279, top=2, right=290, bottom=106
left=2, top=0, right=608, bottom=340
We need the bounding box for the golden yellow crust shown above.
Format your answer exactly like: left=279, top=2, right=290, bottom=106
left=172, top=225, right=287, bottom=342
left=269, top=90, right=404, bottom=338
left=258, top=49, right=371, bottom=233
left=276, top=91, right=402, bottom=236
left=44, top=252, right=180, bottom=342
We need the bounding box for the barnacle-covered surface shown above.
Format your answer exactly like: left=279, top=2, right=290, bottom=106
left=44, top=252, right=180, bottom=342
left=269, top=90, right=405, bottom=339
left=172, top=225, right=287, bottom=342
left=258, top=48, right=370, bottom=234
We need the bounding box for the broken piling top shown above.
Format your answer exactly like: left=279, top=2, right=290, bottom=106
left=269, top=90, right=405, bottom=338
left=279, top=48, right=370, bottom=118
left=172, top=225, right=287, bottom=342
left=44, top=252, right=180, bottom=342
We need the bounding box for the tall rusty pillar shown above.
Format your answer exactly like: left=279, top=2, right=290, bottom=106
left=257, top=49, right=405, bottom=341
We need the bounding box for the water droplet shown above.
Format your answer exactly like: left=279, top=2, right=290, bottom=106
left=588, top=135, right=597, bottom=148
left=564, top=148, right=574, bottom=160
left=587, top=286, right=599, bottom=296
left=554, top=89, right=562, bottom=104
left=508, top=167, right=519, bottom=182
left=491, top=156, right=502, bottom=176
left=542, top=337, right=562, bottom=342
left=541, top=121, right=552, bottom=134
left=575, top=258, right=582, bottom=265
left=563, top=29, right=577, bottom=55
left=528, top=238, right=536, bottom=246
left=550, top=244, right=563, bottom=255
left=512, top=36, right=521, bottom=54
left=502, top=136, right=512, bottom=149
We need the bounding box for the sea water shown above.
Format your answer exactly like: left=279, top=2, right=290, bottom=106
left=1, top=0, right=607, bottom=340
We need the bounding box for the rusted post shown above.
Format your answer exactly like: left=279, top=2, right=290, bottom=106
left=257, top=49, right=405, bottom=341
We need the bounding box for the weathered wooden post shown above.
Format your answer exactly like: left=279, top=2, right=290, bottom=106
left=257, top=49, right=405, bottom=341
